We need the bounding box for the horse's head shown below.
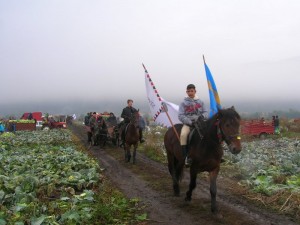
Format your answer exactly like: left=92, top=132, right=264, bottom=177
left=217, top=106, right=242, bottom=154
left=129, top=110, right=140, bottom=128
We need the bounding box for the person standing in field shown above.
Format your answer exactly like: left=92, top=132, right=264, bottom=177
left=274, top=115, right=280, bottom=134
left=84, top=112, right=92, bottom=143
left=138, top=113, right=146, bottom=143
left=0, top=121, right=5, bottom=134
left=89, top=112, right=97, bottom=133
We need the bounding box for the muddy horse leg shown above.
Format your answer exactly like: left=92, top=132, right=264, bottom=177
left=125, top=144, right=131, bottom=163
left=209, top=167, right=220, bottom=213
left=167, top=154, right=180, bottom=196
left=185, top=168, right=197, bottom=202
left=172, top=157, right=183, bottom=196
left=124, top=145, right=128, bottom=162
left=132, top=143, right=138, bottom=164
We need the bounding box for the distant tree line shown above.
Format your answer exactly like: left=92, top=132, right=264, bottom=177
left=241, top=109, right=300, bottom=120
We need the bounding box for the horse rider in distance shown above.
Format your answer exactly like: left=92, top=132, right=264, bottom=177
left=119, top=99, right=145, bottom=147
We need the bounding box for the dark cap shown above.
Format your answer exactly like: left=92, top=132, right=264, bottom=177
left=187, top=84, right=196, bottom=89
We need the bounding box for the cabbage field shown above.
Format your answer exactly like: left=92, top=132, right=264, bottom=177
left=0, top=130, right=100, bottom=224
left=224, top=138, right=300, bottom=194
left=223, top=138, right=300, bottom=216
left=142, top=126, right=300, bottom=218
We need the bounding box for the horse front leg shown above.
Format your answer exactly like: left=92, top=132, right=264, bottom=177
left=209, top=167, right=220, bottom=213
left=125, top=144, right=131, bottom=163
left=174, top=158, right=185, bottom=196
left=132, top=143, right=138, bottom=164
left=124, top=145, right=130, bottom=162
left=185, top=168, right=197, bottom=202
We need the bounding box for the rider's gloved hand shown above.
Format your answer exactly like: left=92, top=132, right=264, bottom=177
left=192, top=120, right=198, bottom=127
left=189, top=119, right=197, bottom=127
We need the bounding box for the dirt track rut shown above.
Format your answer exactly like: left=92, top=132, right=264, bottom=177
left=70, top=124, right=298, bottom=225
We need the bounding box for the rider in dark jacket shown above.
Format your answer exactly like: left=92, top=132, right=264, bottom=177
left=84, top=112, right=92, bottom=126
left=107, top=112, right=118, bottom=127
left=119, top=99, right=138, bottom=147
left=121, top=101, right=138, bottom=122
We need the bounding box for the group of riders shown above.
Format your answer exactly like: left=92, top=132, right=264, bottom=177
left=84, top=83, right=207, bottom=167
left=84, top=99, right=146, bottom=147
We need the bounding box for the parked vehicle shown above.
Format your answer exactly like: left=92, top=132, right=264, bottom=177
left=7, top=120, right=36, bottom=132
left=20, top=112, right=43, bottom=129
left=21, top=112, right=42, bottom=121
left=241, top=119, right=274, bottom=138
left=42, top=115, right=67, bottom=130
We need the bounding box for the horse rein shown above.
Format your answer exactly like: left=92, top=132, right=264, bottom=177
left=216, top=119, right=241, bottom=145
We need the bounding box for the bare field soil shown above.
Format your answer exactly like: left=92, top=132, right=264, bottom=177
left=70, top=124, right=298, bottom=225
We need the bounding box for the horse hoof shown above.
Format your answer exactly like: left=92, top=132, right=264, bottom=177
left=184, top=196, right=191, bottom=202
left=212, top=211, right=222, bottom=219
left=174, top=192, right=180, bottom=197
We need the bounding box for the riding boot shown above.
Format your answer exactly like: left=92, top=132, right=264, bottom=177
left=181, top=145, right=192, bottom=167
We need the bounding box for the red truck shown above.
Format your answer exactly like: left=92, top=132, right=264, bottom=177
left=241, top=119, right=275, bottom=138
left=42, top=115, right=67, bottom=130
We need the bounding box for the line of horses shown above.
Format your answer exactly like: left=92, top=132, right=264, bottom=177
left=93, top=107, right=242, bottom=214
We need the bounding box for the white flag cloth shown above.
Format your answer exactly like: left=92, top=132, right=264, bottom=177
left=72, top=114, right=76, bottom=120
left=144, top=66, right=182, bottom=127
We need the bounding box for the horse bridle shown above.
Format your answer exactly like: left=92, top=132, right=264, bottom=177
left=216, top=119, right=241, bottom=145
left=129, top=113, right=139, bottom=128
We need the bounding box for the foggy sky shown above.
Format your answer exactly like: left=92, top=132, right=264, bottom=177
left=1, top=0, right=300, bottom=116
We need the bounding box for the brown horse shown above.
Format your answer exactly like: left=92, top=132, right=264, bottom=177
left=164, top=106, right=242, bottom=213
left=123, top=111, right=140, bottom=163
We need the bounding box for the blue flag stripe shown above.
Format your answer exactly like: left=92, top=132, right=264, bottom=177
left=204, top=63, right=221, bottom=117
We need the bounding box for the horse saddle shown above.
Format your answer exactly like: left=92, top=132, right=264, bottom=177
left=187, top=121, right=206, bottom=145
left=124, top=123, right=130, bottom=134
left=121, top=123, right=130, bottom=138
left=187, top=128, right=197, bottom=145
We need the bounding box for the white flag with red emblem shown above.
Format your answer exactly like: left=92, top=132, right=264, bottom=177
left=143, top=64, right=181, bottom=127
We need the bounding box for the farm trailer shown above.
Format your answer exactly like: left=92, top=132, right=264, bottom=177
left=241, top=120, right=275, bottom=138
left=7, top=120, right=36, bottom=132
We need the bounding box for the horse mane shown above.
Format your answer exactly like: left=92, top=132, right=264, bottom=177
left=194, top=107, right=240, bottom=142
left=218, top=107, right=241, bottom=121
left=127, top=111, right=139, bottom=131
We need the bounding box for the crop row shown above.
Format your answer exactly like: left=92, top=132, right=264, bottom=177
left=0, top=130, right=100, bottom=224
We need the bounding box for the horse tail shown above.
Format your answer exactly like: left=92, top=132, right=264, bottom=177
left=164, top=124, right=184, bottom=181
left=175, top=155, right=184, bottom=181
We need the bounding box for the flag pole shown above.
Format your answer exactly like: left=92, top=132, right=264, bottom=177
left=161, top=102, right=180, bottom=142
left=142, top=64, right=180, bottom=142
left=203, top=55, right=206, bottom=64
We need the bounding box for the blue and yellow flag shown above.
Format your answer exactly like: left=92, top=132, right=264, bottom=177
left=203, top=59, right=221, bottom=117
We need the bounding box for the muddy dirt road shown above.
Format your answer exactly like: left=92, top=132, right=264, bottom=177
left=70, top=124, right=298, bottom=225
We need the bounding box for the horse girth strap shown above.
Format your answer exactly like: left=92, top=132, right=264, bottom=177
left=193, top=122, right=204, bottom=140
